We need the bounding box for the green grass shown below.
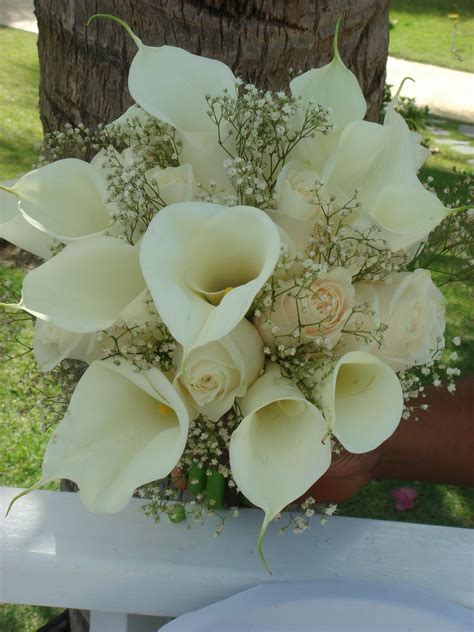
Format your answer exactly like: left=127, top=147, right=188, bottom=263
left=0, top=26, right=42, bottom=180
left=0, top=23, right=473, bottom=632
left=390, top=0, right=474, bottom=72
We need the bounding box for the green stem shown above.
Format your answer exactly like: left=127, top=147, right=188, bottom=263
left=86, top=14, right=142, bottom=48
left=333, top=17, right=344, bottom=61
left=0, top=184, right=17, bottom=196
left=257, top=520, right=272, bottom=575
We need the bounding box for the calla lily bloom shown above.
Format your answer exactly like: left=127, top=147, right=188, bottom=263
left=33, top=320, right=104, bottom=372
left=320, top=351, right=403, bottom=453
left=140, top=201, right=281, bottom=353
left=19, top=236, right=146, bottom=333
left=7, top=359, right=190, bottom=515
left=230, top=364, right=331, bottom=569
left=88, top=14, right=236, bottom=190
left=323, top=86, right=453, bottom=252
left=290, top=22, right=367, bottom=172
left=0, top=159, right=115, bottom=242
left=0, top=180, right=54, bottom=258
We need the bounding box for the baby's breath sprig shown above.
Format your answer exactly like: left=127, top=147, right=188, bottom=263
left=408, top=173, right=473, bottom=286
left=100, top=299, right=176, bottom=373
left=206, top=83, right=331, bottom=207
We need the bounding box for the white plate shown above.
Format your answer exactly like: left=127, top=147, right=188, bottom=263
left=160, top=580, right=473, bottom=631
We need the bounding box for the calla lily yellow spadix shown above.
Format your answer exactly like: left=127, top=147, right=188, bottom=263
left=230, top=364, right=331, bottom=571
left=140, top=201, right=281, bottom=353
left=1, top=159, right=114, bottom=241
left=6, top=359, right=190, bottom=517
left=320, top=351, right=403, bottom=454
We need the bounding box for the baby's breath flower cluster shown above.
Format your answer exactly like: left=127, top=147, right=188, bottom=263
left=207, top=83, right=331, bottom=207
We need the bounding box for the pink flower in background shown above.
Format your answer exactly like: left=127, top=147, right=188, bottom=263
left=392, top=487, right=417, bottom=511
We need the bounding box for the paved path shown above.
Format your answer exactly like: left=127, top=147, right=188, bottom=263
left=0, top=0, right=472, bottom=122
left=0, top=0, right=37, bottom=33
left=386, top=56, right=474, bottom=124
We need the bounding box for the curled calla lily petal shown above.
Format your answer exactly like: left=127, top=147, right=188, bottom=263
left=33, top=320, right=104, bottom=372
left=88, top=14, right=236, bottom=135
left=320, top=351, right=403, bottom=453
left=176, top=318, right=264, bottom=421
left=290, top=23, right=366, bottom=171
left=0, top=180, right=55, bottom=258
left=230, top=364, right=331, bottom=569
left=20, top=236, right=146, bottom=333
left=322, top=85, right=447, bottom=251
left=7, top=359, right=190, bottom=515
left=140, top=202, right=281, bottom=353
left=370, top=184, right=452, bottom=252
left=0, top=159, right=113, bottom=241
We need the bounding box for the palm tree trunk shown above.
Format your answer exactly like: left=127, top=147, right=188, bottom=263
left=34, top=0, right=390, bottom=133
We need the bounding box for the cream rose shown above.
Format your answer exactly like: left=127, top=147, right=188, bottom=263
left=176, top=318, right=264, bottom=421
left=274, top=161, right=322, bottom=221
left=145, top=163, right=194, bottom=206
left=355, top=270, right=445, bottom=371
left=255, top=267, right=354, bottom=349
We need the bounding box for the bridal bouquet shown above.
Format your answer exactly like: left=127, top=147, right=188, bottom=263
left=1, top=15, right=470, bottom=568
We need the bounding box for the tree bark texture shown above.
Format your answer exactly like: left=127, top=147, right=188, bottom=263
left=35, top=0, right=390, bottom=134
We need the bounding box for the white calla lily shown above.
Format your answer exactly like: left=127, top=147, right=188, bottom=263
left=7, top=359, right=190, bottom=515
left=320, top=351, right=403, bottom=454
left=370, top=184, right=453, bottom=252
left=88, top=15, right=236, bottom=136
left=19, top=236, right=146, bottom=333
left=230, top=364, right=331, bottom=569
left=323, top=84, right=452, bottom=251
left=290, top=23, right=366, bottom=172
left=0, top=180, right=55, bottom=258
left=140, top=202, right=280, bottom=353
left=88, top=15, right=236, bottom=192
left=33, top=320, right=104, bottom=372
left=0, top=159, right=114, bottom=241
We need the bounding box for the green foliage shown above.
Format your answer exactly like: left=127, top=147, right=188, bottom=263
left=390, top=0, right=474, bottom=73
left=0, top=27, right=42, bottom=181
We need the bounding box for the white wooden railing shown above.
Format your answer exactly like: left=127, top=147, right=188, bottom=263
left=1, top=487, right=473, bottom=631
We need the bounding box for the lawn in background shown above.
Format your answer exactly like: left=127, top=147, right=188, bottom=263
left=0, top=24, right=473, bottom=632
left=0, top=27, right=42, bottom=181
left=389, top=0, right=474, bottom=73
